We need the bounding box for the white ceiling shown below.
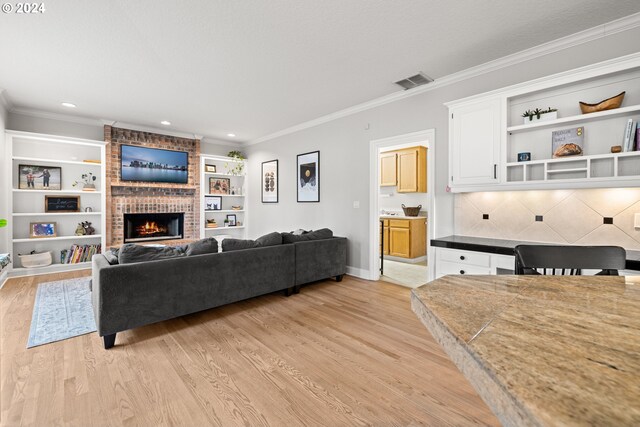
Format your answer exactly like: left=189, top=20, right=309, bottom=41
left=1, top=1, right=640, bottom=143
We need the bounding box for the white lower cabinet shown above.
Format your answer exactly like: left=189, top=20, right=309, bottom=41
left=435, top=247, right=514, bottom=279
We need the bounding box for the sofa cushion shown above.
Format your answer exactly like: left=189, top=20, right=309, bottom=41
left=222, top=232, right=283, bottom=252
left=118, top=243, right=184, bottom=264
left=281, top=228, right=333, bottom=243
left=181, top=237, right=218, bottom=256
left=103, top=249, right=119, bottom=265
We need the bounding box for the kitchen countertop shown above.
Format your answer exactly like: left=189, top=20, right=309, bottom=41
left=411, top=275, right=640, bottom=426
left=379, top=215, right=426, bottom=220
left=431, top=235, right=640, bottom=270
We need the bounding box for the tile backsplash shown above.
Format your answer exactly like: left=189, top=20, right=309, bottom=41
left=454, top=188, right=640, bottom=249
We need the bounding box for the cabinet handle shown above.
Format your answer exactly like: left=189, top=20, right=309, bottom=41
left=459, top=270, right=465, bottom=275
left=493, top=164, right=497, bottom=179
left=460, top=255, right=465, bottom=260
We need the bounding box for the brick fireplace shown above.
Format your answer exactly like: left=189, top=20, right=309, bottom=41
left=104, top=126, right=200, bottom=247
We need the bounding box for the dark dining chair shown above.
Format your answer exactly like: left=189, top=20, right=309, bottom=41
left=514, top=245, right=626, bottom=276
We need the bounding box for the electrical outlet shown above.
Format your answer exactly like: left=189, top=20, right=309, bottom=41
left=353, top=201, right=360, bottom=209
left=635, top=213, right=640, bottom=229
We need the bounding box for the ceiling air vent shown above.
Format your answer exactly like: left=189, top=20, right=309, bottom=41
left=394, top=72, right=434, bottom=90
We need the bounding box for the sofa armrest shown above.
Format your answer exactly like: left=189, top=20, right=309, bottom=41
left=295, top=237, right=347, bottom=285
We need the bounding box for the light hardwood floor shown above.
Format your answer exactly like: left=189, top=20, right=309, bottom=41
left=1, top=271, right=499, bottom=426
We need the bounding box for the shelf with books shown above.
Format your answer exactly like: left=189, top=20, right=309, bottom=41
left=4, top=130, right=107, bottom=277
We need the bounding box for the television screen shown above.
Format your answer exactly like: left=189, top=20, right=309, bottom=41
left=121, top=145, right=188, bottom=184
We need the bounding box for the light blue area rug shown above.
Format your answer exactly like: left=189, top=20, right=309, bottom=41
left=27, top=277, right=96, bottom=348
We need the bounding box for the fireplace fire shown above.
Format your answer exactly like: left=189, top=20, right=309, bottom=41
left=124, top=213, right=184, bottom=243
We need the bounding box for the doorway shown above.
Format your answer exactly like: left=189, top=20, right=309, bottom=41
left=369, top=129, right=435, bottom=287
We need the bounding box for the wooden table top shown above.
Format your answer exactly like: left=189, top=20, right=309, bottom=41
left=410, top=275, right=640, bottom=427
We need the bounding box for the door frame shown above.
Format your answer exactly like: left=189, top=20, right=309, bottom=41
left=368, top=129, right=436, bottom=282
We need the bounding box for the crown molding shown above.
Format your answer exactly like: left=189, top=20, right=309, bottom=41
left=0, top=88, right=14, bottom=113
left=247, top=12, right=640, bottom=145
left=10, top=106, right=103, bottom=127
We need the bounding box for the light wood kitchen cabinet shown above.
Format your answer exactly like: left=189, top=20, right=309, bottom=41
left=379, top=146, right=427, bottom=192
left=379, top=152, right=397, bottom=186
left=381, top=217, right=426, bottom=259
left=397, top=146, right=427, bottom=193
left=380, top=219, right=390, bottom=255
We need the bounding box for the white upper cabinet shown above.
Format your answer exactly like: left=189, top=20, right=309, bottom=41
left=446, top=52, right=640, bottom=192
left=449, top=97, right=502, bottom=187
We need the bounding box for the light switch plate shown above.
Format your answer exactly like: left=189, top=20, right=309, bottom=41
left=635, top=213, right=640, bottom=228
left=353, top=201, right=360, bottom=209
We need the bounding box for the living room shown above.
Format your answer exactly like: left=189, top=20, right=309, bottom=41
left=2, top=2, right=640, bottom=426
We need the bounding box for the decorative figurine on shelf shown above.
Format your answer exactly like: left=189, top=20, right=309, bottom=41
left=75, top=223, right=86, bottom=236
left=82, top=221, right=96, bottom=236
left=72, top=173, right=97, bottom=191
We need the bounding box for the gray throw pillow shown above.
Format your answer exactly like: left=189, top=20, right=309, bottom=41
left=282, top=228, right=333, bottom=243
left=182, top=237, right=218, bottom=256
left=222, top=232, right=283, bottom=252
left=103, top=249, right=119, bottom=265
left=118, top=243, right=184, bottom=264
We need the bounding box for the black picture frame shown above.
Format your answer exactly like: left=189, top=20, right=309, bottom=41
left=296, top=151, right=319, bottom=203
left=261, top=159, right=278, bottom=203
left=204, top=195, right=222, bottom=211
left=18, top=164, right=62, bottom=190
left=45, top=195, right=80, bottom=212
left=226, top=214, right=237, bottom=226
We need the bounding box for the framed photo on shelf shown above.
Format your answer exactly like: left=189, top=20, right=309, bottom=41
left=204, top=164, right=217, bottom=173
left=45, top=195, right=80, bottom=212
left=226, top=214, right=237, bottom=226
left=204, top=195, right=222, bottom=211
left=18, top=164, right=61, bottom=190
left=30, top=222, right=57, bottom=238
left=209, top=177, right=230, bottom=195
left=296, top=151, right=319, bottom=202
left=261, top=159, right=278, bottom=203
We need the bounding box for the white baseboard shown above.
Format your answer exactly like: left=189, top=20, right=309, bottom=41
left=346, top=266, right=370, bottom=280
left=383, top=255, right=427, bottom=264
left=0, top=270, right=8, bottom=289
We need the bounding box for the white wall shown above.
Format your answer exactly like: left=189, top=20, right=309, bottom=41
left=0, top=99, right=8, bottom=253
left=245, top=26, right=640, bottom=276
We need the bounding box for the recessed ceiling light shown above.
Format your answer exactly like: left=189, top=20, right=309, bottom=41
left=61, top=102, right=77, bottom=108
left=160, top=120, right=171, bottom=125
left=227, top=133, right=236, bottom=137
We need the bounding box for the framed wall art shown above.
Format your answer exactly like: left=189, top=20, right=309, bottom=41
left=204, top=164, right=217, bottom=173
left=204, top=195, right=222, bottom=211
left=261, top=159, right=278, bottom=203
left=30, top=222, right=57, bottom=238
left=209, top=177, right=230, bottom=195
left=226, top=214, right=237, bottom=226
left=18, top=164, right=61, bottom=190
left=296, top=151, right=319, bottom=202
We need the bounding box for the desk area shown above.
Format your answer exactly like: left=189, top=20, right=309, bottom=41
left=411, top=275, right=640, bottom=426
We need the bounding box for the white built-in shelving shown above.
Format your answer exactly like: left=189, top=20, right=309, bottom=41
left=199, top=155, right=247, bottom=238
left=4, top=130, right=107, bottom=277
left=447, top=52, right=640, bottom=192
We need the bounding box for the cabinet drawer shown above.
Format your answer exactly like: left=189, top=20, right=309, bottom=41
left=437, top=260, right=491, bottom=276
left=437, top=248, right=491, bottom=267
left=388, top=219, right=410, bottom=228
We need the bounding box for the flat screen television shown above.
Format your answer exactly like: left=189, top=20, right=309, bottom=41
left=120, top=145, right=189, bottom=184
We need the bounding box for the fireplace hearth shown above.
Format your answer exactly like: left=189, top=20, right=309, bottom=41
left=124, top=213, right=184, bottom=243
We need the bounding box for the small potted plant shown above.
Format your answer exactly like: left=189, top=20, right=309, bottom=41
left=72, top=173, right=97, bottom=191
left=225, top=151, right=245, bottom=176
left=522, top=107, right=558, bottom=124
left=224, top=218, right=229, bottom=227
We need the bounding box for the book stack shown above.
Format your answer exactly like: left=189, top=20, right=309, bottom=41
left=61, top=244, right=102, bottom=264
left=622, top=118, right=640, bottom=152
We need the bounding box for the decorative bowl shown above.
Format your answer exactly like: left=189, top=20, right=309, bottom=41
left=579, top=91, right=625, bottom=114
left=19, top=251, right=52, bottom=268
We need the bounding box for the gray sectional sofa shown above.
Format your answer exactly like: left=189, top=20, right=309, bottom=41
left=92, top=232, right=347, bottom=349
